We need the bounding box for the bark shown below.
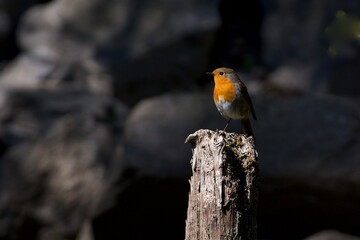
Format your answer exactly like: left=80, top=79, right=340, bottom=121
left=185, top=129, right=258, bottom=240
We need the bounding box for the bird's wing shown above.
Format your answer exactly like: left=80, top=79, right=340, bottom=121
left=242, top=86, right=257, bottom=120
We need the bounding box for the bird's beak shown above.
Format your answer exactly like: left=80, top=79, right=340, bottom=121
left=206, top=72, right=214, bottom=76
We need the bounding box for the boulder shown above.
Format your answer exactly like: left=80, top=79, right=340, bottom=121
left=304, top=230, right=360, bottom=240
left=267, top=64, right=316, bottom=93
left=253, top=95, right=360, bottom=181
left=0, top=0, right=44, bottom=62
left=253, top=94, right=360, bottom=239
left=124, top=91, right=225, bottom=177
left=0, top=54, right=113, bottom=94
left=0, top=0, right=221, bottom=103
left=0, top=89, right=128, bottom=240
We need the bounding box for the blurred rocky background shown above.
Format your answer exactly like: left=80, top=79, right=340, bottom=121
left=0, top=0, right=359, bottom=239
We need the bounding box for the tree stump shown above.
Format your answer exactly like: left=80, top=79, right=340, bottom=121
left=184, top=129, right=258, bottom=240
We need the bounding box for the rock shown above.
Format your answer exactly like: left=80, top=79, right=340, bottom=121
left=124, top=92, right=225, bottom=177
left=0, top=53, right=113, bottom=95
left=304, top=230, right=360, bottom=240
left=0, top=89, right=128, bottom=239
left=253, top=94, right=360, bottom=182
left=253, top=94, right=360, bottom=239
left=267, top=64, right=316, bottom=93
left=0, top=89, right=128, bottom=143
left=0, top=54, right=57, bottom=90
left=2, top=0, right=221, bottom=103
left=77, top=221, right=94, bottom=240
left=0, top=0, right=43, bottom=62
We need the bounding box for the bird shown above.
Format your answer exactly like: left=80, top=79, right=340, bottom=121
left=207, top=67, right=257, bottom=138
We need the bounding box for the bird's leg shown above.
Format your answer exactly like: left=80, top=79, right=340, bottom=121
left=223, top=119, right=231, bottom=131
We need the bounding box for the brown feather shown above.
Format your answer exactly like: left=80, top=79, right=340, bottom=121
left=241, top=85, right=257, bottom=120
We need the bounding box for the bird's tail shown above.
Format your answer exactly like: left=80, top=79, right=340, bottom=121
left=241, top=118, right=255, bottom=139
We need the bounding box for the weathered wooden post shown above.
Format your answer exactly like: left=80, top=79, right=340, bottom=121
left=184, top=129, right=258, bottom=240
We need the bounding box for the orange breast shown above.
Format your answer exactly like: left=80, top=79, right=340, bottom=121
left=213, top=76, right=236, bottom=103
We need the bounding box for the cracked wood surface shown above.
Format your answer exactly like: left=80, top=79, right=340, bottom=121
left=185, top=129, right=258, bottom=240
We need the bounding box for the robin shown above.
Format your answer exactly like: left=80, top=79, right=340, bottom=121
left=207, top=67, right=257, bottom=138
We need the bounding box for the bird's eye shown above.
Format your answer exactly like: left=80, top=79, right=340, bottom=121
left=219, top=72, right=224, bottom=76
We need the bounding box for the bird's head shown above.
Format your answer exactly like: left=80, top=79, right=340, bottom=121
left=207, top=67, right=238, bottom=82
